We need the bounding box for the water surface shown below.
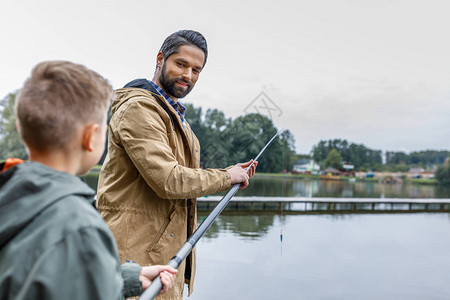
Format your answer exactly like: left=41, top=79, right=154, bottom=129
left=186, top=212, right=450, bottom=300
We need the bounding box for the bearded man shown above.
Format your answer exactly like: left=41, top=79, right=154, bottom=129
left=97, top=30, right=257, bottom=300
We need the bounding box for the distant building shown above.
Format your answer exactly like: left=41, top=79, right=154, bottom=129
left=292, top=158, right=320, bottom=174
left=340, top=162, right=355, bottom=176
left=408, top=167, right=425, bottom=179
left=408, top=167, right=425, bottom=174
left=322, top=167, right=341, bottom=176
left=342, top=162, right=354, bottom=171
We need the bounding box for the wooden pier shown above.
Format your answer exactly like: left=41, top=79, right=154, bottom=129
left=197, top=196, right=450, bottom=214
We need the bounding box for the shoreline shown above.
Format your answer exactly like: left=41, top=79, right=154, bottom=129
left=253, top=172, right=438, bottom=185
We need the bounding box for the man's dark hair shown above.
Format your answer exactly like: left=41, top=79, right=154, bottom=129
left=159, top=30, right=208, bottom=66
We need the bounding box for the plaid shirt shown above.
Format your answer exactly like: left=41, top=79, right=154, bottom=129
left=149, top=80, right=186, bottom=129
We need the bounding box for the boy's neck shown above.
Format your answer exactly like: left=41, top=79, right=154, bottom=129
left=29, top=150, right=83, bottom=175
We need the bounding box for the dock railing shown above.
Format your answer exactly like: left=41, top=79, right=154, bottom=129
left=197, top=196, right=450, bottom=214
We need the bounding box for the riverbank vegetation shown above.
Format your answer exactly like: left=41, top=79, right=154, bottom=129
left=311, top=139, right=448, bottom=173
left=254, top=172, right=437, bottom=185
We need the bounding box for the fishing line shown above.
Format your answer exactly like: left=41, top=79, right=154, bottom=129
left=280, top=139, right=284, bottom=256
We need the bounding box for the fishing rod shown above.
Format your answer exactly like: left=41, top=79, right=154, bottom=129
left=139, top=128, right=285, bottom=300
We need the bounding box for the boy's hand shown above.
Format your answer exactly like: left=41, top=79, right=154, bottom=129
left=228, top=159, right=258, bottom=189
left=139, top=265, right=178, bottom=294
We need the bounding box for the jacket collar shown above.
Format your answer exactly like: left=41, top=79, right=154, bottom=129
left=124, top=78, right=160, bottom=95
left=123, top=79, right=195, bottom=159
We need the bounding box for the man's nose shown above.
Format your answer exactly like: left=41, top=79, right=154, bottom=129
left=182, top=69, right=192, bottom=81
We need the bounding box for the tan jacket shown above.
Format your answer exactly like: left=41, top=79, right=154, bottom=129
left=97, top=87, right=231, bottom=298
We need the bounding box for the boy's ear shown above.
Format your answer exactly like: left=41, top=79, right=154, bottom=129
left=82, top=124, right=99, bottom=152
left=15, top=121, right=21, bottom=134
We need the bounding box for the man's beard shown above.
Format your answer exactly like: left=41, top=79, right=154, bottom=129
left=159, top=63, right=193, bottom=99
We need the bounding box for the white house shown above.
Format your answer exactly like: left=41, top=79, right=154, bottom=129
left=292, top=158, right=320, bottom=174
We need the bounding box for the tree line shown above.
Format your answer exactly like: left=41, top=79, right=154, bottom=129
left=311, top=138, right=449, bottom=172
left=1, top=92, right=449, bottom=184
left=311, top=139, right=382, bottom=170
left=386, top=150, right=449, bottom=167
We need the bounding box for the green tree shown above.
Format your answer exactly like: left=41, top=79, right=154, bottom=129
left=435, top=163, right=450, bottom=185
left=226, top=113, right=281, bottom=173
left=183, top=103, right=294, bottom=173
left=0, top=92, right=27, bottom=160
left=323, top=149, right=342, bottom=169
left=385, top=151, right=410, bottom=164
left=280, top=129, right=296, bottom=172
left=384, top=150, right=449, bottom=171
left=311, top=139, right=381, bottom=169
left=204, top=108, right=229, bottom=130
left=184, top=103, right=204, bottom=136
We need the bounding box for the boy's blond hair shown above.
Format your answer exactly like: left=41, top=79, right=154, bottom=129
left=16, top=61, right=112, bottom=152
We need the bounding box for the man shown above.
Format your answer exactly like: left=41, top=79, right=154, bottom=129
left=97, top=30, right=257, bottom=299
left=0, top=61, right=177, bottom=300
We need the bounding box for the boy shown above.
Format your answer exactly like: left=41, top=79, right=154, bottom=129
left=0, top=61, right=177, bottom=299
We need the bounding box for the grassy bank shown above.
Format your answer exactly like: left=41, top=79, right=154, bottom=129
left=254, top=172, right=437, bottom=185
left=253, top=172, right=380, bottom=182
left=408, top=178, right=438, bottom=185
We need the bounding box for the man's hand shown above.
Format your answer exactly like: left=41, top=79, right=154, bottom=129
left=139, top=265, right=178, bottom=295
left=228, top=159, right=258, bottom=189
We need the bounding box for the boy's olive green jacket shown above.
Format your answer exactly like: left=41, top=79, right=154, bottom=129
left=0, top=162, right=142, bottom=299
left=97, top=82, right=232, bottom=297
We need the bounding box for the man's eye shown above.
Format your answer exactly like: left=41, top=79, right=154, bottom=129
left=176, top=62, right=183, bottom=67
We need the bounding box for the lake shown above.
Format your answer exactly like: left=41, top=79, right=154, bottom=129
left=182, top=177, right=450, bottom=299
left=188, top=212, right=450, bottom=300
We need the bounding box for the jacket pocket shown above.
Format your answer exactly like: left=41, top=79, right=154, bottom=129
left=147, top=209, right=177, bottom=253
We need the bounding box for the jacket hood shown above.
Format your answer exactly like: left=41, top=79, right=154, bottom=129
left=113, top=78, right=179, bottom=131
left=0, top=162, right=95, bottom=249
left=112, top=78, right=161, bottom=115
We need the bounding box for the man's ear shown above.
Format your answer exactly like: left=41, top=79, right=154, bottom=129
left=156, top=51, right=164, bottom=69
left=81, top=124, right=99, bottom=152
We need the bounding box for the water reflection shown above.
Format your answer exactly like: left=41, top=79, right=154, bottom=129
left=201, top=213, right=286, bottom=240
left=225, top=177, right=450, bottom=198
left=198, top=209, right=450, bottom=241
left=198, top=212, right=361, bottom=241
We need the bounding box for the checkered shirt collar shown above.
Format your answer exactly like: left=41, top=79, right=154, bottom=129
left=149, top=80, right=186, bottom=127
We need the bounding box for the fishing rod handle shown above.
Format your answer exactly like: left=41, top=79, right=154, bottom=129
left=138, top=263, right=176, bottom=300
left=139, top=245, right=191, bottom=300
left=139, top=276, right=162, bottom=300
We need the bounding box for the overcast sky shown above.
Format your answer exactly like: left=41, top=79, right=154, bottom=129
left=1, top=0, right=449, bottom=154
